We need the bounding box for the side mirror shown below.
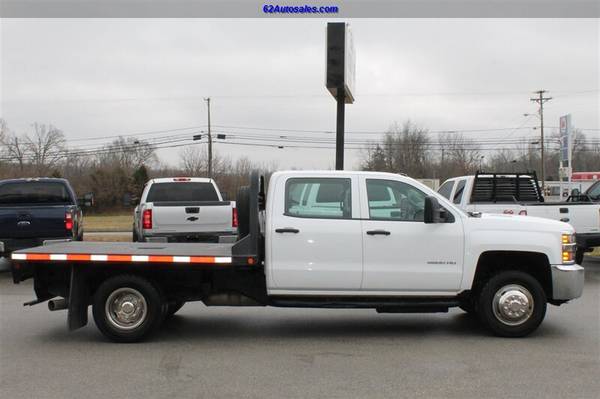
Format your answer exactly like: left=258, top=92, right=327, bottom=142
left=424, top=196, right=447, bottom=224
left=80, top=192, right=94, bottom=207
left=571, top=188, right=580, bottom=196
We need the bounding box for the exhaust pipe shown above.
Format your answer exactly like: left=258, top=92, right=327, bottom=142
left=48, top=298, right=68, bottom=311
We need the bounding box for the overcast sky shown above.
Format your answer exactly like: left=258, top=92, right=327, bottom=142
left=1, top=18, right=598, bottom=170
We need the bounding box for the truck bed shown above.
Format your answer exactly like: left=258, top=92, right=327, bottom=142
left=12, top=241, right=235, bottom=265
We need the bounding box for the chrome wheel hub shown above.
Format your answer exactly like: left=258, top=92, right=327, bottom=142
left=492, top=284, right=534, bottom=326
left=105, top=288, right=147, bottom=330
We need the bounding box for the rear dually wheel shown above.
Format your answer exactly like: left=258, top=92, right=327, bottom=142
left=93, top=274, right=163, bottom=343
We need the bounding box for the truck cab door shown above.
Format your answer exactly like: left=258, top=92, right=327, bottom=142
left=267, top=175, right=363, bottom=292
left=360, top=177, right=464, bottom=293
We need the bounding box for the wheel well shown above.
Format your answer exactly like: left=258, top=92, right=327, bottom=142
left=472, top=251, right=552, bottom=299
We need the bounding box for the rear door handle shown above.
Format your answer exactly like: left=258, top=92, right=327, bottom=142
left=366, top=230, right=391, bottom=236
left=275, top=228, right=300, bottom=234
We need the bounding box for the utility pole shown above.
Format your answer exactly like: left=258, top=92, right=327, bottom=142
left=530, top=90, right=552, bottom=190
left=204, top=97, right=213, bottom=178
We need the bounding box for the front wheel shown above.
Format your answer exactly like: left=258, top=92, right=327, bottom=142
left=477, top=271, right=547, bottom=337
left=92, top=274, right=163, bottom=342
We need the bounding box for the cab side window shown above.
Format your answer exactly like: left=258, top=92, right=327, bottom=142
left=366, top=179, right=426, bottom=222
left=437, top=180, right=455, bottom=200
left=285, top=178, right=352, bottom=219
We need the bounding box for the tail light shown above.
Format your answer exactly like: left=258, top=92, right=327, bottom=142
left=232, top=207, right=238, bottom=228
left=142, top=209, right=152, bottom=229
left=65, top=212, right=73, bottom=231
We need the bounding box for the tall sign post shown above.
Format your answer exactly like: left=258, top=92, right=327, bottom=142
left=326, top=22, right=355, bottom=170
left=559, top=114, right=572, bottom=198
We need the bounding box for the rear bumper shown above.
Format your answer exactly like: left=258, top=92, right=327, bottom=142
left=142, top=231, right=237, bottom=243
left=551, top=264, right=585, bottom=300
left=576, top=233, right=600, bottom=250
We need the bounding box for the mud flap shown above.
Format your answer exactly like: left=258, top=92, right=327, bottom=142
left=67, top=265, right=89, bottom=331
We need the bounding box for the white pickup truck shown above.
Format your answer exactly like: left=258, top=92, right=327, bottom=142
left=11, top=170, right=583, bottom=342
left=439, top=172, right=600, bottom=263
left=133, top=177, right=237, bottom=243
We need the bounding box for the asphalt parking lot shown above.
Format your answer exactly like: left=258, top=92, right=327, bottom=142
left=1, top=260, right=599, bottom=399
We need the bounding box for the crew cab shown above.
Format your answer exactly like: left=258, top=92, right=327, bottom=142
left=11, top=171, right=583, bottom=342
left=0, top=178, right=83, bottom=259
left=133, top=177, right=237, bottom=243
left=439, top=172, right=600, bottom=263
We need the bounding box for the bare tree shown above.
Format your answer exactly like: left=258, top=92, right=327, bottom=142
left=360, top=121, right=430, bottom=177
left=180, top=145, right=206, bottom=176
left=97, top=137, right=157, bottom=171
left=2, top=132, right=28, bottom=171
left=437, top=133, right=482, bottom=177
left=25, top=123, right=67, bottom=175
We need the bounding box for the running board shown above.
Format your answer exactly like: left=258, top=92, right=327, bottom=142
left=270, top=297, right=460, bottom=311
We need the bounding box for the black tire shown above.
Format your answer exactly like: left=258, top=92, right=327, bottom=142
left=132, top=226, right=138, bottom=242
left=92, top=274, right=163, bottom=343
left=164, top=301, right=185, bottom=319
left=236, top=185, right=251, bottom=238
left=477, top=271, right=547, bottom=338
left=459, top=300, right=475, bottom=315
left=575, top=248, right=584, bottom=265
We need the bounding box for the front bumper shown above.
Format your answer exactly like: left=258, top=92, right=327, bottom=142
left=551, top=264, right=585, bottom=300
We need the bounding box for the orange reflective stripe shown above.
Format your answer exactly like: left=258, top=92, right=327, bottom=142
left=107, top=255, right=131, bottom=262
left=67, top=254, right=91, bottom=261
left=148, top=256, right=172, bottom=263
left=18, top=253, right=231, bottom=264
left=190, top=256, right=215, bottom=263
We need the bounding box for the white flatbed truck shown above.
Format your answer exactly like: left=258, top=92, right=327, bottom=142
left=11, top=171, right=584, bottom=342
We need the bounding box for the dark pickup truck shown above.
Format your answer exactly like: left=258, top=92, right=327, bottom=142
left=0, top=178, right=83, bottom=259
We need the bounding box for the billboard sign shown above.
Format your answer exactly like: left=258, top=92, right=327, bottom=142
left=326, top=22, right=355, bottom=104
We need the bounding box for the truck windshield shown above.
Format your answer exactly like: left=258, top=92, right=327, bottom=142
left=0, top=181, right=73, bottom=205
left=146, top=182, right=219, bottom=202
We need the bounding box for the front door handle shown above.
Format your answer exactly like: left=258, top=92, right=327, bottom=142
left=366, top=230, right=391, bottom=236
left=275, top=227, right=300, bottom=234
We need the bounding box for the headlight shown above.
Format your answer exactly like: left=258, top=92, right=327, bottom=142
left=561, top=233, right=576, bottom=264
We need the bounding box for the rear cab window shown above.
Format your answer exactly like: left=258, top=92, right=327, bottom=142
left=0, top=181, right=73, bottom=206
left=285, top=178, right=352, bottom=219
left=146, top=182, right=219, bottom=202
